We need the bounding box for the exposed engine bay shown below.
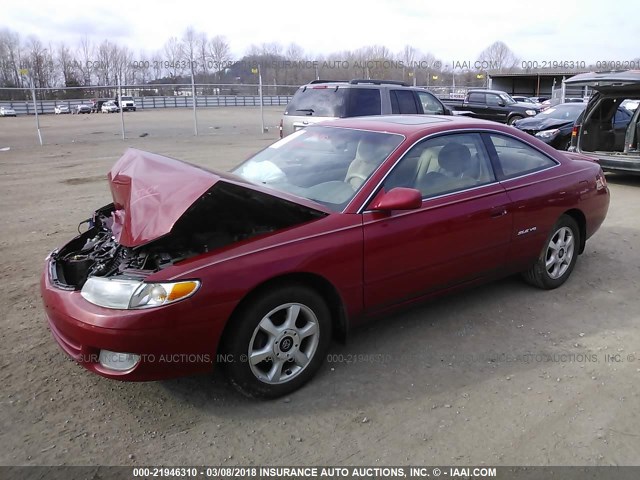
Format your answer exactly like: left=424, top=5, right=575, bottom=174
left=50, top=182, right=326, bottom=290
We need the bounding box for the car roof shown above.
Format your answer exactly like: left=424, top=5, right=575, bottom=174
left=299, top=79, right=418, bottom=89
left=468, top=89, right=509, bottom=95
left=312, top=115, right=506, bottom=135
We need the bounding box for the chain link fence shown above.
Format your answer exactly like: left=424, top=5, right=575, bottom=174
left=0, top=83, right=477, bottom=146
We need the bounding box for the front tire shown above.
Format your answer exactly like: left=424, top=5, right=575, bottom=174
left=508, top=115, right=523, bottom=125
left=222, top=285, right=331, bottom=398
left=523, top=215, right=580, bottom=289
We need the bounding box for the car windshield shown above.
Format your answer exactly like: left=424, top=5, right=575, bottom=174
left=233, top=126, right=403, bottom=211
left=539, top=104, right=585, bottom=120
left=500, top=93, right=516, bottom=104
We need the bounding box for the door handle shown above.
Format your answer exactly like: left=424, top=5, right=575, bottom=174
left=490, top=206, right=508, bottom=218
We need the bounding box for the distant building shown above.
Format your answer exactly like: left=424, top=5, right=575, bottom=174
left=488, top=72, right=591, bottom=98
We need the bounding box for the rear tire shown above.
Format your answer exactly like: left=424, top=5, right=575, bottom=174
left=222, top=285, right=332, bottom=398
left=522, top=215, right=580, bottom=289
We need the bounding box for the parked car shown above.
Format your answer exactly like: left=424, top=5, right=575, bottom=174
left=514, top=103, right=586, bottom=150
left=75, top=104, right=92, bottom=114
left=512, top=96, right=544, bottom=109
left=101, top=101, right=119, bottom=113
left=0, top=106, right=17, bottom=117
left=443, top=89, right=540, bottom=124
left=512, top=96, right=537, bottom=104
left=567, top=70, right=640, bottom=174
left=529, top=96, right=549, bottom=104
left=281, top=79, right=452, bottom=137
left=90, top=99, right=107, bottom=113
left=54, top=104, right=70, bottom=115
left=621, top=99, right=639, bottom=111
left=41, top=115, right=609, bottom=398
left=539, top=99, right=554, bottom=111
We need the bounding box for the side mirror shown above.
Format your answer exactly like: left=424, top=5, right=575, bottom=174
left=498, top=102, right=505, bottom=107
left=443, top=106, right=453, bottom=115
left=370, top=187, right=422, bottom=212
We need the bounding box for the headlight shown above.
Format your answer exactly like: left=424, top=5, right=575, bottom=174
left=525, top=109, right=538, bottom=116
left=81, top=277, right=200, bottom=309
left=129, top=280, right=200, bottom=309
left=535, top=129, right=560, bottom=139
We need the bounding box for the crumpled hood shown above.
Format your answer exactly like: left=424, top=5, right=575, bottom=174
left=515, top=116, right=571, bottom=131
left=108, top=148, right=218, bottom=247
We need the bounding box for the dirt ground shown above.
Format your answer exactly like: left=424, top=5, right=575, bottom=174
left=1, top=107, right=639, bottom=467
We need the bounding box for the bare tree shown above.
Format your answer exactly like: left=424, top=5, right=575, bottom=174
left=56, top=42, right=79, bottom=86
left=477, top=41, right=519, bottom=73
left=133, top=53, right=152, bottom=85
left=0, top=28, right=24, bottom=88
left=181, top=27, right=198, bottom=74
left=400, top=45, right=418, bottom=83
left=284, top=42, right=305, bottom=86
left=151, top=52, right=164, bottom=81
left=94, top=40, right=114, bottom=85
left=114, top=45, right=133, bottom=85
left=163, top=36, right=184, bottom=80
left=208, top=35, right=231, bottom=81
left=77, top=35, right=93, bottom=85
left=196, top=32, right=208, bottom=78
left=25, top=36, right=54, bottom=90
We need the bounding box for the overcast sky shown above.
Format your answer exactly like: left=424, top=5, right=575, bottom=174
left=4, top=0, right=638, bottom=64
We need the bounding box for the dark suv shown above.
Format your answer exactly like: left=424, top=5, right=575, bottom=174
left=280, top=79, right=451, bottom=137
left=567, top=70, right=640, bottom=174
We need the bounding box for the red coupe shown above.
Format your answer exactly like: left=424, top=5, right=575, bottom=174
left=41, top=115, right=610, bottom=398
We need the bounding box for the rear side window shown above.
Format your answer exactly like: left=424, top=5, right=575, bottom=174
left=347, top=88, right=381, bottom=116
left=286, top=87, right=348, bottom=117
left=487, top=134, right=557, bottom=179
left=468, top=92, right=484, bottom=103
left=390, top=90, right=419, bottom=114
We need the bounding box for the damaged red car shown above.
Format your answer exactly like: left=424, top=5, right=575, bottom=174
left=41, top=115, right=610, bottom=398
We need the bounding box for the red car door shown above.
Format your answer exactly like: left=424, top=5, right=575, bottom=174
left=361, top=132, right=513, bottom=312
left=482, top=132, right=571, bottom=272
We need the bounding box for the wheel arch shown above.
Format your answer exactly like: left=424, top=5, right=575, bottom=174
left=507, top=113, right=524, bottom=124
left=562, top=208, right=586, bottom=254
left=218, top=272, right=349, bottom=355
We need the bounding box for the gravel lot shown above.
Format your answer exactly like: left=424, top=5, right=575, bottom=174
left=1, top=108, right=639, bottom=466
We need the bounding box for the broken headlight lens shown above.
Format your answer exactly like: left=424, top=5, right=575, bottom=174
left=535, top=129, right=560, bottom=139
left=81, top=277, right=200, bottom=309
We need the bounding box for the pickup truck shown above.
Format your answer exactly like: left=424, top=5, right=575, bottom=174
left=444, top=89, right=540, bottom=125
left=114, top=95, right=137, bottom=112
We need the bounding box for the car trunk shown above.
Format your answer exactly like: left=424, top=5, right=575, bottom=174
left=50, top=149, right=327, bottom=290
left=566, top=72, right=640, bottom=162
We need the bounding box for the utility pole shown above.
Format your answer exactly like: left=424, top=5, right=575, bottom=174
left=21, top=69, right=42, bottom=145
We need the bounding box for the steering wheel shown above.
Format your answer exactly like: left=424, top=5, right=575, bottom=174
left=345, top=172, right=369, bottom=189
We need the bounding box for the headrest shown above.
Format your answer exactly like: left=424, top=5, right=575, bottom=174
left=356, top=138, right=386, bottom=164
left=438, top=142, right=471, bottom=175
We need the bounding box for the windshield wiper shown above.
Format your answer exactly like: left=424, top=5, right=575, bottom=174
left=296, top=109, right=314, bottom=115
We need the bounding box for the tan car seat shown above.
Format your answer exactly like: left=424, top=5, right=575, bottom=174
left=416, top=142, right=475, bottom=196
left=345, top=139, right=386, bottom=189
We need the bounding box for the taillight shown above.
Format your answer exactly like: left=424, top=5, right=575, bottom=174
left=596, top=172, right=607, bottom=191
left=571, top=125, right=579, bottom=138
left=279, top=119, right=283, bottom=139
